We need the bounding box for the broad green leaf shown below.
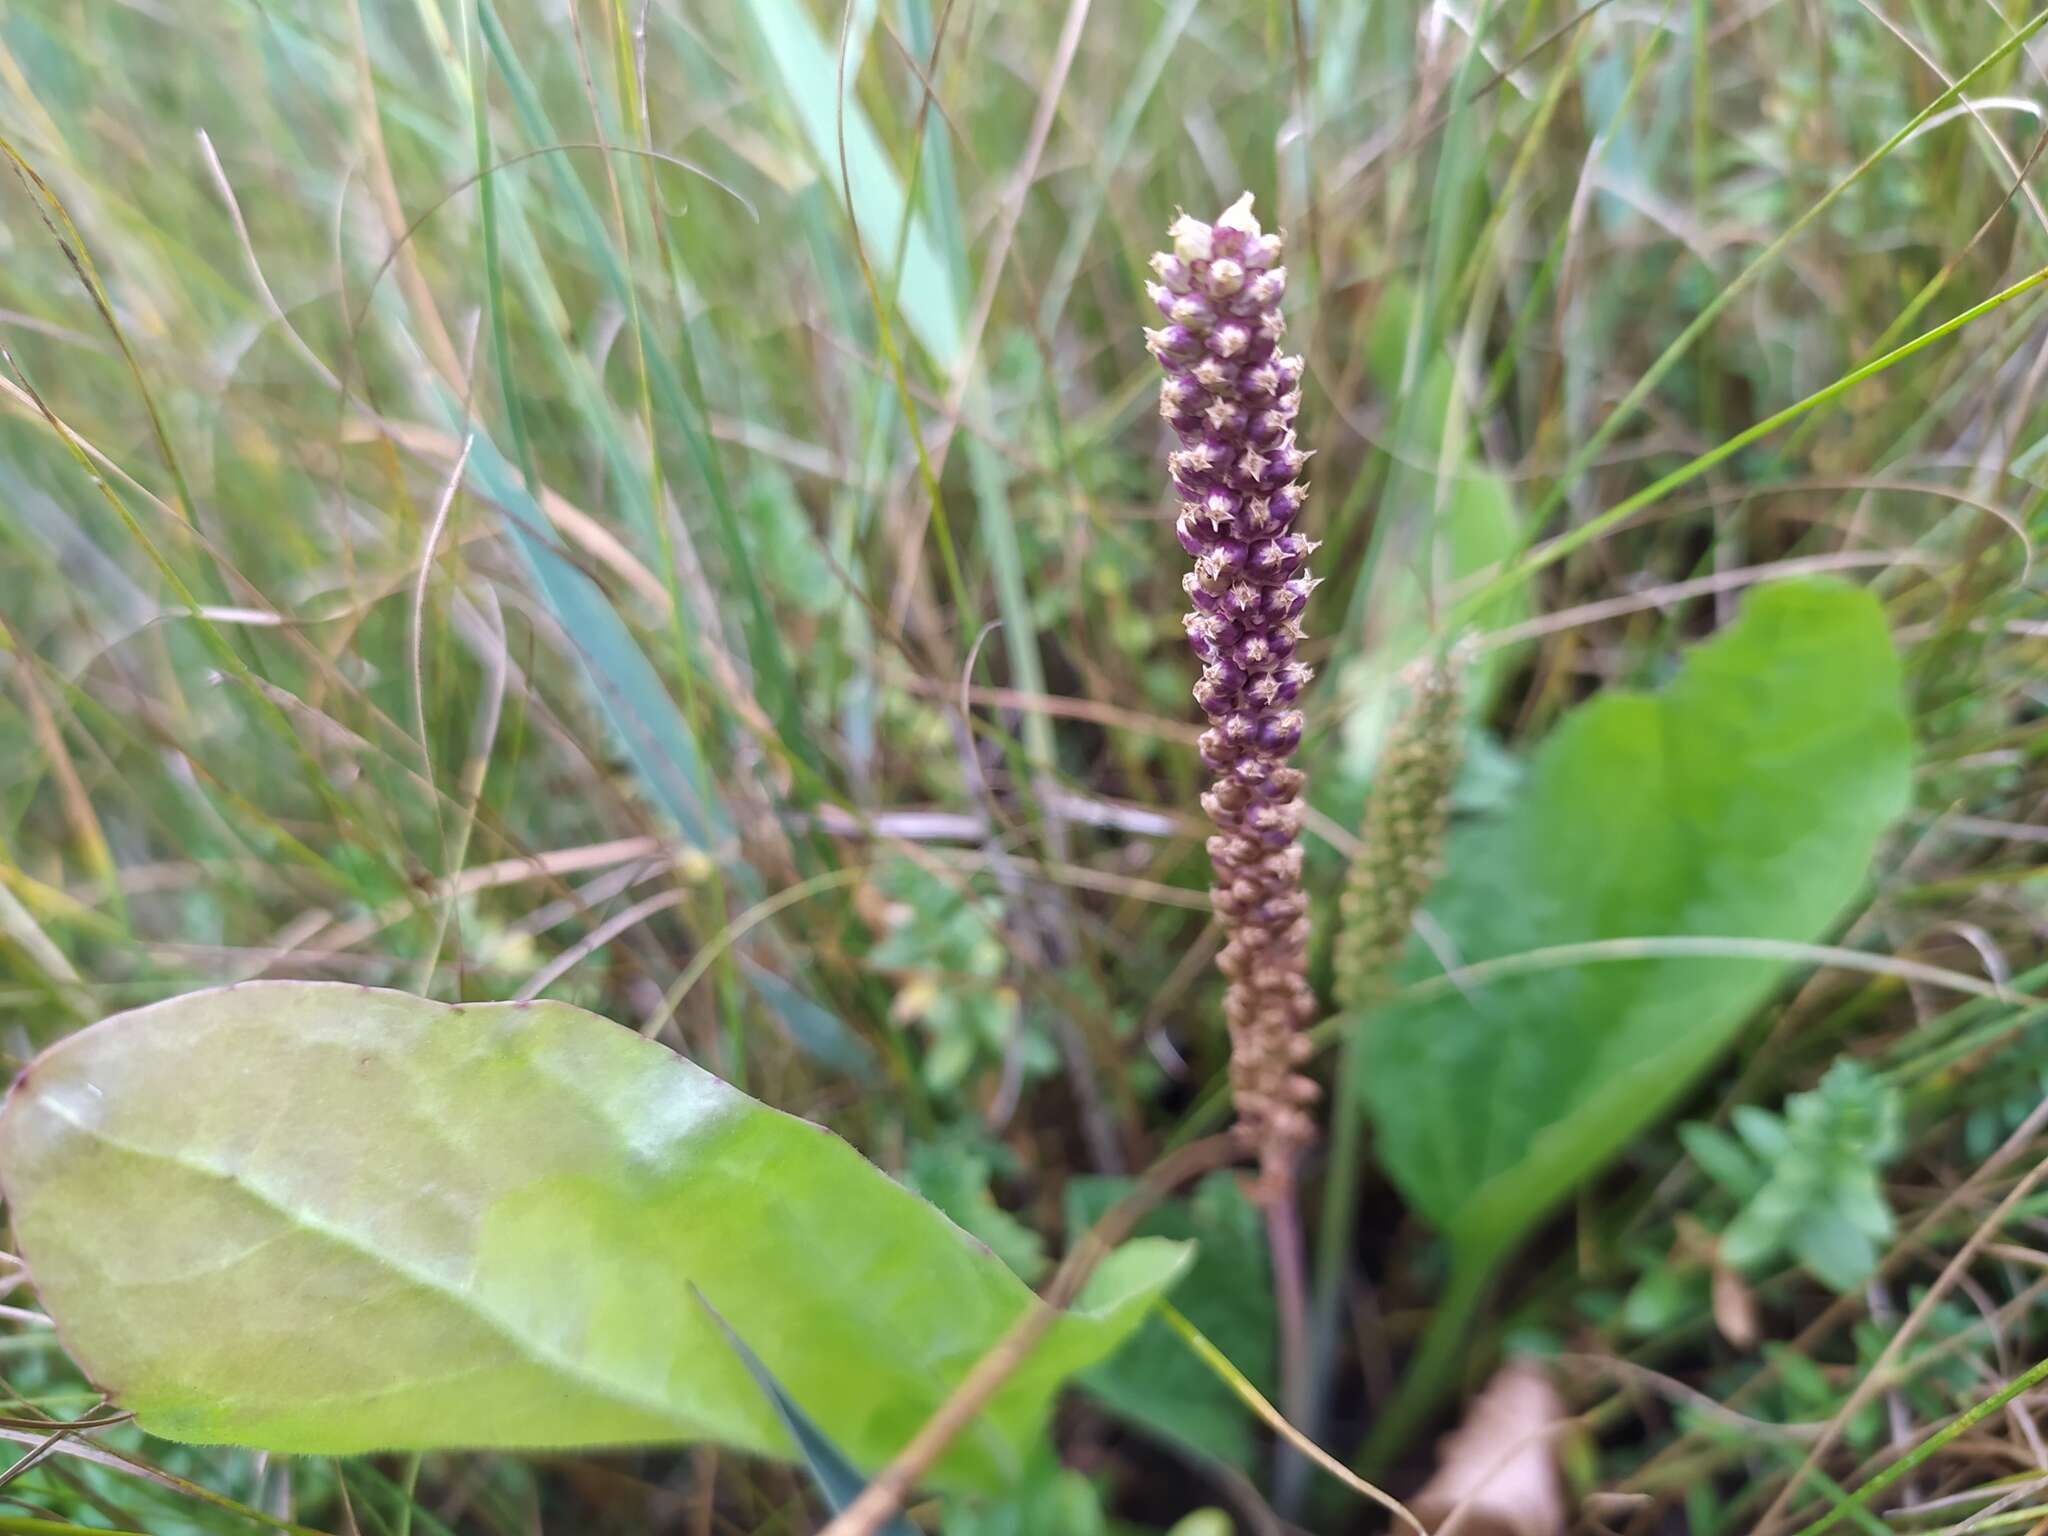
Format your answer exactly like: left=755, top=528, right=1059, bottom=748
left=0, top=983, right=1188, bottom=1490
left=1064, top=1172, right=1273, bottom=1468
left=1358, top=580, right=1912, bottom=1269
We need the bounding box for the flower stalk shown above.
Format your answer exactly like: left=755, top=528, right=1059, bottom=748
left=1146, top=194, right=1319, bottom=1201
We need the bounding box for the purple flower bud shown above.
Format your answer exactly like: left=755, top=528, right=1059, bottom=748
left=1183, top=610, right=1240, bottom=661
left=1247, top=410, right=1286, bottom=447
left=1194, top=538, right=1248, bottom=593
left=1193, top=672, right=1236, bottom=718
left=1175, top=512, right=1206, bottom=558
left=1145, top=325, right=1202, bottom=364
left=1265, top=575, right=1317, bottom=622
left=1204, top=398, right=1246, bottom=435
left=1247, top=533, right=1316, bottom=582
left=1264, top=439, right=1311, bottom=486
left=1170, top=292, right=1216, bottom=332
left=1211, top=321, right=1252, bottom=359
left=1245, top=539, right=1290, bottom=582
left=1183, top=571, right=1218, bottom=612
left=1259, top=710, right=1304, bottom=754
left=1274, top=531, right=1318, bottom=566
left=1231, top=632, right=1271, bottom=672
left=1150, top=250, right=1193, bottom=292
left=1232, top=445, right=1273, bottom=489
left=1221, top=580, right=1262, bottom=622
left=1207, top=257, right=1246, bottom=297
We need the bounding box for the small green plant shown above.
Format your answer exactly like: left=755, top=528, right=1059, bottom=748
left=869, top=856, right=1044, bottom=1097
left=1683, top=1060, right=1905, bottom=1292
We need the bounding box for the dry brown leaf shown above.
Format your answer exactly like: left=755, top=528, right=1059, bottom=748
left=1413, top=1363, right=1569, bottom=1536
left=1713, top=1259, right=1759, bottom=1350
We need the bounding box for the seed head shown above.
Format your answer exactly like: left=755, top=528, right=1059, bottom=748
left=1334, top=658, right=1464, bottom=1013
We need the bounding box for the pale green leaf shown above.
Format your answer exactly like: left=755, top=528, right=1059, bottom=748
left=1676, top=1121, right=1764, bottom=1200
left=1358, top=580, right=1912, bottom=1269
left=0, top=984, right=1188, bottom=1490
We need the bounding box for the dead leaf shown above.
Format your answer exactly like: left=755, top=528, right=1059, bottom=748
left=1713, top=1260, right=1758, bottom=1350
left=1413, top=1363, right=1568, bottom=1536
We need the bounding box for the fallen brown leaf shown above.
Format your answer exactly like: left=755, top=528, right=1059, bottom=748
left=1413, top=1363, right=1569, bottom=1536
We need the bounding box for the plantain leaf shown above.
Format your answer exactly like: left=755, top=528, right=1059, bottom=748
left=0, top=984, right=1187, bottom=1490
left=1359, top=580, right=1912, bottom=1269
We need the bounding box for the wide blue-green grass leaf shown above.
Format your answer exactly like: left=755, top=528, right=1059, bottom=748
left=1324, top=284, right=1529, bottom=799
left=741, top=957, right=880, bottom=1082
left=475, top=0, right=808, bottom=755
left=458, top=425, right=728, bottom=849
left=697, top=1290, right=920, bottom=1534
left=1, top=983, right=1189, bottom=1491
left=743, top=0, right=963, bottom=367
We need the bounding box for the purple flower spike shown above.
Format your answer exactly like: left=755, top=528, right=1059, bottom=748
left=1147, top=192, right=1319, bottom=1199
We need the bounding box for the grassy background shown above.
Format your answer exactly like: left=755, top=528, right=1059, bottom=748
left=5, top=0, right=2048, bottom=1530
